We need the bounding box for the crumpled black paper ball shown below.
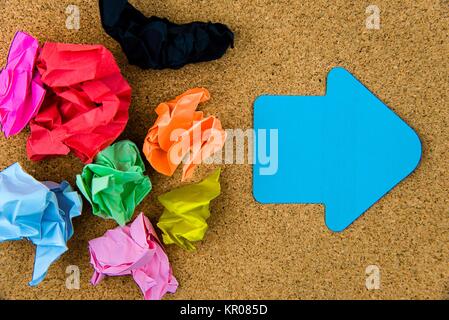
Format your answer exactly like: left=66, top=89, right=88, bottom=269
left=99, top=0, right=235, bottom=69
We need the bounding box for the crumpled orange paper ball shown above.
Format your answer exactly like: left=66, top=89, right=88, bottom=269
left=143, top=88, right=226, bottom=181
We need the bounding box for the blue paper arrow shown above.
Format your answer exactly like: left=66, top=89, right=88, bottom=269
left=253, top=67, right=421, bottom=232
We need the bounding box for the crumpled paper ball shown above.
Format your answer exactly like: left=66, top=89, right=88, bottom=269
left=0, top=162, right=82, bottom=286
left=0, top=31, right=45, bottom=137
left=143, top=88, right=226, bottom=181
left=76, top=140, right=152, bottom=226
left=89, top=213, right=178, bottom=300
left=157, top=168, right=221, bottom=251
left=26, top=41, right=131, bottom=163
left=99, top=0, right=234, bottom=69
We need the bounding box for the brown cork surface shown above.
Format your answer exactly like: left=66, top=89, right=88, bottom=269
left=0, top=0, right=448, bottom=300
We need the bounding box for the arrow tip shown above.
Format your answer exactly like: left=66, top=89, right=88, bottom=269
left=323, top=67, right=422, bottom=232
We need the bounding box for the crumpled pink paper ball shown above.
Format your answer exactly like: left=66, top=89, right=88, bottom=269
left=88, top=213, right=178, bottom=300
left=0, top=31, right=45, bottom=137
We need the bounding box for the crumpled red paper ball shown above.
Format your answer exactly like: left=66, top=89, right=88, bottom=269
left=26, top=42, right=131, bottom=163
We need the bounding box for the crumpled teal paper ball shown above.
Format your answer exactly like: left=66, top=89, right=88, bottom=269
left=76, top=140, right=152, bottom=225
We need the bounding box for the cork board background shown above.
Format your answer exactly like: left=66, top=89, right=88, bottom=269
left=0, top=0, right=448, bottom=300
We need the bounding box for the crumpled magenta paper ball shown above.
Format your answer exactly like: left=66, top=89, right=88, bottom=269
left=26, top=42, right=131, bottom=163
left=0, top=31, right=46, bottom=138
left=0, top=162, right=82, bottom=286
left=88, top=213, right=178, bottom=300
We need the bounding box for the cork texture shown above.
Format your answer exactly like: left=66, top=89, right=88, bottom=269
left=0, top=0, right=448, bottom=300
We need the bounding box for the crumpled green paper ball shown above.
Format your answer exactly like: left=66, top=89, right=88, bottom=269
left=157, top=168, right=221, bottom=251
left=76, top=140, right=152, bottom=225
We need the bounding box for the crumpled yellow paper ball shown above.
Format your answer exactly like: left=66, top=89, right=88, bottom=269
left=157, top=168, right=221, bottom=251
